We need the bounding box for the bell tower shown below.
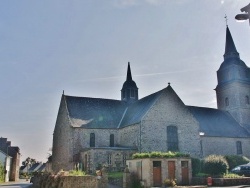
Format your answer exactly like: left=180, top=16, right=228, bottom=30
left=215, top=26, right=250, bottom=131
left=121, top=62, right=138, bottom=103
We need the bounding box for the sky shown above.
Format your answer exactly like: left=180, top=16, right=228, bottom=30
left=0, top=0, right=250, bottom=163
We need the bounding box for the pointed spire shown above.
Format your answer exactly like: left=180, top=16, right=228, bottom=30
left=224, top=26, right=239, bottom=59
left=126, top=62, right=132, bottom=81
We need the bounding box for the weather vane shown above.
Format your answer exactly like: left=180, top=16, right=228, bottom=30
left=224, top=14, right=228, bottom=26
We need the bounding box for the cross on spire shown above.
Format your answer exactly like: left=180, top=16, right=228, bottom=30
left=224, top=14, right=228, bottom=26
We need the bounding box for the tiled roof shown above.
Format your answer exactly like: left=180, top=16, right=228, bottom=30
left=188, top=106, right=250, bottom=138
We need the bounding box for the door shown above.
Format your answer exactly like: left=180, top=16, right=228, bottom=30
left=181, top=161, right=189, bottom=185
left=153, top=161, right=162, bottom=187
left=168, top=161, right=176, bottom=179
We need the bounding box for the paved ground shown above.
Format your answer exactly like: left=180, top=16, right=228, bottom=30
left=0, top=179, right=32, bottom=188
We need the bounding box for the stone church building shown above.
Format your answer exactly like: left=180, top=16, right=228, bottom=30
left=52, top=27, right=250, bottom=173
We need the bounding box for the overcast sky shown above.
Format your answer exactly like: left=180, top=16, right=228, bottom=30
left=0, top=0, right=250, bottom=163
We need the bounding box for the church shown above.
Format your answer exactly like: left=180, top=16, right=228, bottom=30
left=52, top=27, right=250, bottom=173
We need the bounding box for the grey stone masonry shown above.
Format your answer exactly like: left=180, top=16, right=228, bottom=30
left=141, top=87, right=201, bottom=158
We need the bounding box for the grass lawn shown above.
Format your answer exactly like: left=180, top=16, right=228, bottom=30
left=108, top=171, right=123, bottom=178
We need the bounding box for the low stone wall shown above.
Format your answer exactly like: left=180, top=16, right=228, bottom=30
left=108, top=177, right=123, bottom=187
left=192, top=177, right=250, bottom=186
left=32, top=173, right=108, bottom=188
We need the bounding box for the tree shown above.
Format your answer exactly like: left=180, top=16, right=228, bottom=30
left=0, top=161, right=5, bottom=182
left=22, top=157, right=37, bottom=167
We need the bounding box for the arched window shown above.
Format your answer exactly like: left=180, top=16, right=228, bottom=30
left=225, top=97, right=229, bottom=106
left=90, top=133, right=95, bottom=147
left=246, top=96, right=250, bottom=105
left=167, top=126, right=179, bottom=151
left=110, top=134, right=114, bottom=147
left=236, top=141, right=242, bottom=155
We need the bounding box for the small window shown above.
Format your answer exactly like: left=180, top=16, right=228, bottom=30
left=236, top=141, right=242, bottom=155
left=110, top=134, right=114, bottom=147
left=122, top=154, right=127, bottom=167
left=225, top=97, right=229, bottom=106
left=90, top=133, right=95, bottom=147
left=107, top=154, right=112, bottom=165
left=153, top=161, right=161, bottom=167
left=246, top=96, right=250, bottom=105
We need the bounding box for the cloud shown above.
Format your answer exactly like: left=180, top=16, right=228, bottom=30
left=77, top=67, right=205, bottom=83
left=112, top=0, right=138, bottom=7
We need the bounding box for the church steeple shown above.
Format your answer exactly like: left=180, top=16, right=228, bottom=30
left=224, top=26, right=239, bottom=60
left=215, top=26, right=250, bottom=132
left=127, top=62, right=132, bottom=81
left=121, top=62, right=138, bottom=103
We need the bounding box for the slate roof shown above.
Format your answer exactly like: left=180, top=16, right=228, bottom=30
left=119, top=89, right=163, bottom=128
left=28, top=163, right=41, bottom=172
left=64, top=86, right=250, bottom=138
left=188, top=106, right=250, bottom=138
left=20, top=166, right=26, bottom=171
left=65, top=96, right=127, bottom=128
left=37, top=163, right=46, bottom=172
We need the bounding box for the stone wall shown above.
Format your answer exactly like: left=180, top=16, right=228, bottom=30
left=73, top=128, right=119, bottom=154
left=119, top=124, right=140, bottom=149
left=141, top=88, right=201, bottom=158
left=202, top=136, right=250, bottom=158
left=192, top=177, right=250, bottom=186
left=81, top=148, right=136, bottom=173
left=32, top=172, right=108, bottom=188
left=216, top=81, right=250, bottom=131
left=52, top=96, right=74, bottom=172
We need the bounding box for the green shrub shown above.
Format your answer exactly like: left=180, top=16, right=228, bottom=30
left=164, top=178, right=177, bottom=187
left=225, top=155, right=250, bottom=170
left=191, top=157, right=202, bottom=176
left=195, top=173, right=210, bottom=177
left=223, top=173, right=244, bottom=178
left=150, top=152, right=162, bottom=158
left=203, top=155, right=229, bottom=176
left=69, top=170, right=86, bottom=176
left=132, top=151, right=189, bottom=159
left=0, top=162, right=4, bottom=182
left=130, top=172, right=143, bottom=188
left=108, top=172, right=123, bottom=178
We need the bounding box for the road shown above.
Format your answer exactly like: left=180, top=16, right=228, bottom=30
left=0, top=180, right=32, bottom=188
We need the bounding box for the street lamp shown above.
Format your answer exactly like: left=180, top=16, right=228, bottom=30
left=235, top=3, right=250, bottom=25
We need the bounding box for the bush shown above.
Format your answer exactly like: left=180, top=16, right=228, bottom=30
left=164, top=178, right=177, bottom=187
left=0, top=162, right=4, bottom=182
left=68, top=170, right=86, bottom=176
left=203, top=155, right=229, bottom=176
left=108, top=172, right=123, bottom=178
left=191, top=157, right=202, bottom=176
left=195, top=173, right=210, bottom=177
left=130, top=172, right=143, bottom=188
left=132, top=151, right=189, bottom=159
left=225, top=155, right=250, bottom=170
left=223, top=173, right=244, bottom=178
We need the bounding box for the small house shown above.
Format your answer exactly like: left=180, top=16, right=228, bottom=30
left=126, top=157, right=192, bottom=187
